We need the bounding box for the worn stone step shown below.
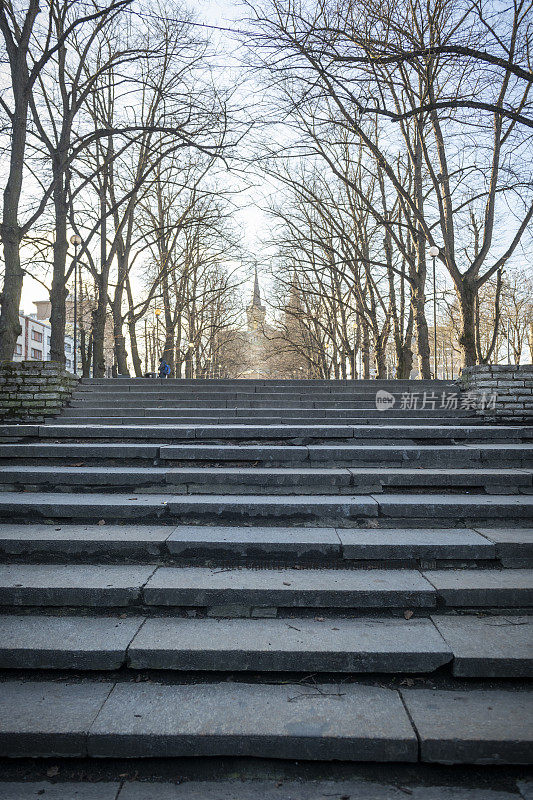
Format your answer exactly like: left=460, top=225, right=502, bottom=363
left=55, top=415, right=473, bottom=426
left=399, top=688, right=533, bottom=764
left=0, top=680, right=418, bottom=761
left=70, top=391, right=441, bottom=402
left=0, top=780, right=527, bottom=800
left=59, top=406, right=473, bottom=418
left=473, top=528, right=533, bottom=569
left=142, top=566, right=435, bottom=609
left=0, top=564, right=436, bottom=609
left=1, top=679, right=528, bottom=764
left=71, top=384, right=453, bottom=394
left=373, top=494, right=533, bottom=520
left=0, top=783, right=120, bottom=800
left=0, top=524, right=499, bottom=564
left=423, top=568, right=533, bottom=606
left=1, top=466, right=529, bottom=494
left=79, top=378, right=456, bottom=388
left=66, top=399, right=455, bottom=409
left=431, top=614, right=533, bottom=677
left=0, top=614, right=452, bottom=673
left=1, top=491, right=531, bottom=523
left=5, top=441, right=531, bottom=468
left=0, top=614, right=145, bottom=670
left=1, top=492, right=530, bottom=523
left=6, top=423, right=522, bottom=442
left=0, top=443, right=159, bottom=461
left=128, top=616, right=451, bottom=672
left=0, top=564, right=155, bottom=606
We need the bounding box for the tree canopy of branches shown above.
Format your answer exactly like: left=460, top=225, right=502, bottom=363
left=245, top=0, right=533, bottom=370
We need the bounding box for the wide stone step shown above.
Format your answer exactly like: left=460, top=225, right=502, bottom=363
left=67, top=399, right=456, bottom=409
left=2, top=612, right=527, bottom=677
left=1, top=442, right=532, bottom=468
left=6, top=423, right=521, bottom=442
left=0, top=679, right=530, bottom=763
left=1, top=780, right=528, bottom=800
left=79, top=378, right=456, bottom=387
left=0, top=465, right=530, bottom=495
left=59, top=405, right=473, bottom=418
left=55, top=414, right=474, bottom=426
left=0, top=614, right=453, bottom=673
left=72, top=384, right=456, bottom=395
left=1, top=563, right=530, bottom=611
left=0, top=491, right=531, bottom=523
left=70, top=390, right=443, bottom=401
left=0, top=524, right=501, bottom=564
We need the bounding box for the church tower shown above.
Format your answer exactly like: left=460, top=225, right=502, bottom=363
left=246, top=268, right=266, bottom=331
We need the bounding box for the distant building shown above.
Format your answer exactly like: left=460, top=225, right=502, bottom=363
left=14, top=308, right=77, bottom=373
left=241, top=269, right=277, bottom=379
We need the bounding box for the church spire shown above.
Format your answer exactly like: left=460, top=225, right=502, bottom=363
left=247, top=266, right=266, bottom=331
left=252, top=267, right=263, bottom=308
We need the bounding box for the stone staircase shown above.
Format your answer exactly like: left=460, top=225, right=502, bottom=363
left=0, top=378, right=532, bottom=796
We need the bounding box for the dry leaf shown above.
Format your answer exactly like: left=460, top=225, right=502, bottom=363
left=404, top=610, right=414, bottom=619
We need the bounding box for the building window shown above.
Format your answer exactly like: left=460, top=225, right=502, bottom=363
left=15, top=343, right=22, bottom=355
left=31, top=348, right=42, bottom=359
left=65, top=359, right=72, bottom=369
left=31, top=330, right=43, bottom=342
left=65, top=343, right=71, bottom=352
left=47, top=336, right=51, bottom=346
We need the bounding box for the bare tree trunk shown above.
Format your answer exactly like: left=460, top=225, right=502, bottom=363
left=362, top=322, right=370, bottom=379
left=93, top=149, right=110, bottom=378
left=458, top=280, right=478, bottom=367
left=125, top=276, right=142, bottom=376
left=0, top=2, right=39, bottom=361
left=49, top=170, right=69, bottom=364
left=112, top=251, right=130, bottom=375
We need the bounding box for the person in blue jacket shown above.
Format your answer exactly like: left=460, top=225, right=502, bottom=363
left=158, top=357, right=171, bottom=379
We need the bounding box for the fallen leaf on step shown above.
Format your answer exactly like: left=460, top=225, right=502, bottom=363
left=315, top=616, right=325, bottom=622
left=404, top=610, right=414, bottom=619
left=400, top=678, right=415, bottom=686
left=97, top=520, right=106, bottom=525
left=46, top=767, right=59, bottom=778
left=283, top=582, right=291, bottom=586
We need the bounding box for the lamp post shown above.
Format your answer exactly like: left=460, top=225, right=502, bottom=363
left=351, top=323, right=357, bottom=380
left=70, top=235, right=82, bottom=374
left=428, top=246, right=440, bottom=378
left=154, top=308, right=161, bottom=360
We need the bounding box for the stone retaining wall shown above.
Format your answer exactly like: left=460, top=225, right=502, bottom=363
left=460, top=364, right=533, bottom=423
left=0, top=361, right=79, bottom=421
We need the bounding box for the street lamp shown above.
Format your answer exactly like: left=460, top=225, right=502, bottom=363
left=154, top=308, right=161, bottom=360
left=70, top=234, right=82, bottom=374
left=351, top=322, right=358, bottom=381
left=428, top=245, right=440, bottom=378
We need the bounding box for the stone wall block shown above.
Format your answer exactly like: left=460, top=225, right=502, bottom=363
left=0, top=361, right=80, bottom=421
